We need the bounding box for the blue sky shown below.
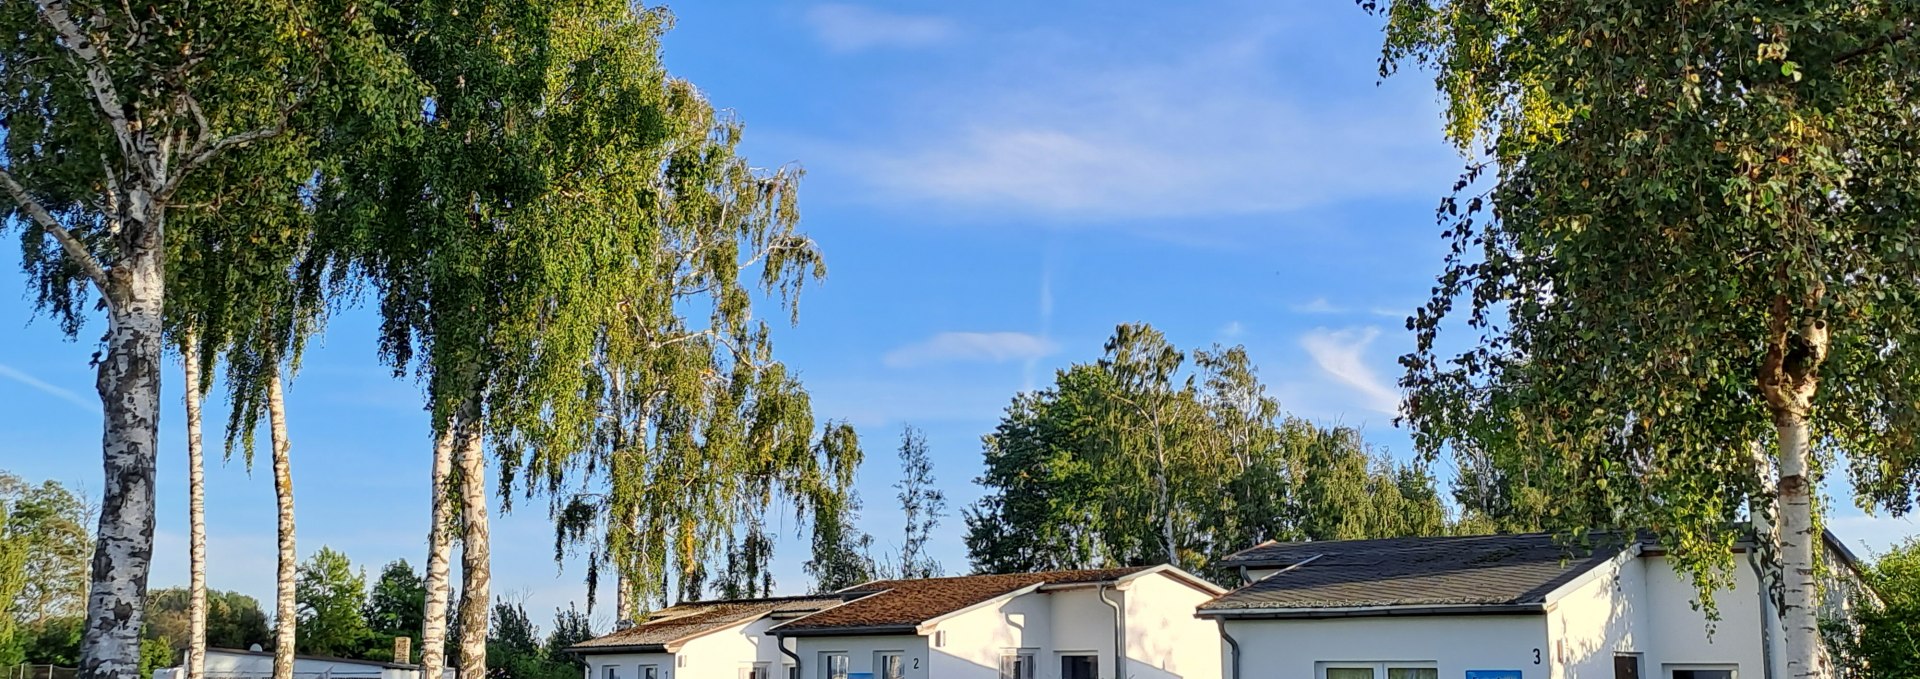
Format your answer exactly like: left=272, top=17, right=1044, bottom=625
left=3, top=0, right=1914, bottom=631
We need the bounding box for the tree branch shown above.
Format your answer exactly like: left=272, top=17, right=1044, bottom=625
left=1834, top=20, right=1915, bottom=68
left=31, top=0, right=139, bottom=169
left=0, top=165, right=111, bottom=293
left=163, top=123, right=285, bottom=197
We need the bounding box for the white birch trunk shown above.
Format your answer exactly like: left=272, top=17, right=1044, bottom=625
left=454, top=403, right=489, bottom=679
left=269, top=372, right=296, bottom=679
left=79, top=254, right=164, bottom=679
left=420, top=424, right=456, bottom=679
left=183, top=331, right=208, bottom=679
left=1775, top=412, right=1827, bottom=679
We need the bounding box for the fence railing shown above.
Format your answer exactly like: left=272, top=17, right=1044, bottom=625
left=4, top=664, right=79, bottom=679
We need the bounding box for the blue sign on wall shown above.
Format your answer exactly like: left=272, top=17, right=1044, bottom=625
left=1465, top=671, right=1523, bottom=679
left=847, top=674, right=874, bottom=679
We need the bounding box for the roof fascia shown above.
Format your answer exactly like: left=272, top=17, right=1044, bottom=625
left=914, top=582, right=1048, bottom=634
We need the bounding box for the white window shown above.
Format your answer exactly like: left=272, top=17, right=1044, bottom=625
left=933, top=630, right=947, bottom=648
left=637, top=666, right=657, bottom=679
left=739, top=663, right=770, bottom=679
left=820, top=653, right=849, bottom=679
left=1319, top=663, right=1438, bottom=679
left=998, top=651, right=1035, bottom=679
left=603, top=666, right=619, bottom=679
left=1668, top=667, right=1736, bottom=679
left=875, top=653, right=905, bottom=679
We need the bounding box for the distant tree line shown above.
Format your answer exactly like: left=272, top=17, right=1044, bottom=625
left=959, top=324, right=1449, bottom=580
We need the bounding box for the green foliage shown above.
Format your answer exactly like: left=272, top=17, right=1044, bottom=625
left=1377, top=0, right=1920, bottom=607
left=541, top=606, right=593, bottom=667
left=19, top=617, right=84, bottom=666
left=966, top=324, right=1451, bottom=578
left=888, top=426, right=947, bottom=580
left=0, top=473, right=92, bottom=627
left=483, top=601, right=584, bottom=679
left=145, top=589, right=272, bottom=654
left=1832, top=539, right=1920, bottom=677
left=295, top=547, right=370, bottom=658
left=804, top=485, right=877, bottom=594
left=363, top=560, right=426, bottom=641
left=136, top=639, right=172, bottom=679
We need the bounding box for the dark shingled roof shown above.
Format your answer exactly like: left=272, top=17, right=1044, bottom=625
left=771, top=567, right=1153, bottom=636
left=1200, top=532, right=1632, bottom=617
left=570, top=595, right=848, bottom=653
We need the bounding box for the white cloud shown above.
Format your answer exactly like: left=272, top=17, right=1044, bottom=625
left=811, top=23, right=1455, bottom=221
left=1291, top=297, right=1345, bottom=314
left=0, top=363, right=100, bottom=414
left=805, top=4, right=956, bottom=53
left=1219, top=321, right=1245, bottom=339
left=884, top=331, right=1058, bottom=368
left=1299, top=327, right=1402, bottom=416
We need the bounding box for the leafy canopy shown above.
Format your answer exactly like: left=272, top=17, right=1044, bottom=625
left=1379, top=0, right=1920, bottom=593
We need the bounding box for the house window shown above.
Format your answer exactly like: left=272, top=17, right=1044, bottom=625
left=876, top=653, right=905, bottom=679
left=821, top=653, right=849, bottom=679
left=998, top=652, right=1035, bottom=679
left=933, top=630, right=947, bottom=648
left=1615, top=654, right=1643, bottom=679
left=1320, top=663, right=1438, bottom=679
left=1669, top=668, right=1736, bottom=679
left=603, top=666, right=619, bottom=679
left=638, top=666, right=658, bottom=679
left=739, top=663, right=770, bottom=679
left=1061, top=655, right=1098, bottom=679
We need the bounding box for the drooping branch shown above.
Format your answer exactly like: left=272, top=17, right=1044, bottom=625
left=30, top=0, right=140, bottom=171
left=0, top=166, right=110, bottom=293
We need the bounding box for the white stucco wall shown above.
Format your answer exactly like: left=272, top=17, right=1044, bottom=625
left=584, top=651, right=675, bottom=679
left=926, top=588, right=1055, bottom=679
left=1638, top=554, right=1768, bottom=677
left=1121, top=576, right=1220, bottom=679
left=156, top=649, right=453, bottom=679
left=1224, top=614, right=1553, bottom=679
left=792, top=634, right=929, bottom=679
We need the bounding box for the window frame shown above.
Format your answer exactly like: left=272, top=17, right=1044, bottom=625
left=874, top=652, right=905, bottom=679
left=602, top=665, right=619, bottom=679
left=819, top=652, right=850, bottom=679
left=998, top=650, right=1036, bottom=679
left=1316, top=662, right=1440, bottom=679
left=1059, top=654, right=1099, bottom=679
left=637, top=666, right=657, bottom=679
left=1665, top=665, right=1738, bottom=679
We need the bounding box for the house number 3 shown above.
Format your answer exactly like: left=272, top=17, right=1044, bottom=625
left=1533, top=649, right=1542, bottom=664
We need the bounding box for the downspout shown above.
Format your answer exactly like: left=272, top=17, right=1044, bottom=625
left=1099, top=584, right=1126, bottom=679
left=775, top=632, right=801, bottom=679
left=1214, top=619, right=1241, bottom=679
left=1746, top=551, right=1779, bottom=679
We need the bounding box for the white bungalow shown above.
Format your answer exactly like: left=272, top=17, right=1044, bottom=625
left=1198, top=531, right=1868, bottom=679
left=570, top=565, right=1225, bottom=679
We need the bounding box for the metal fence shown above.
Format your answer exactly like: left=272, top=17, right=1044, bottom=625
left=4, top=665, right=79, bottom=679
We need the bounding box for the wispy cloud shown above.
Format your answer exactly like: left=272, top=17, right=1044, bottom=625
left=1290, top=297, right=1345, bottom=314
left=810, top=22, right=1453, bottom=221
left=1219, top=321, right=1245, bottom=340
left=1299, top=327, right=1402, bottom=416
left=805, top=4, right=956, bottom=53
left=0, top=363, right=100, bottom=414
left=884, top=331, right=1058, bottom=368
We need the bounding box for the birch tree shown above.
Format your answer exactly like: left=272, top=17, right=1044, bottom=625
left=0, top=0, right=398, bottom=675
left=1375, top=1, right=1920, bottom=675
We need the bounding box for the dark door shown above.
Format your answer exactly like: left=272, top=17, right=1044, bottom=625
left=1614, top=655, right=1642, bottom=679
